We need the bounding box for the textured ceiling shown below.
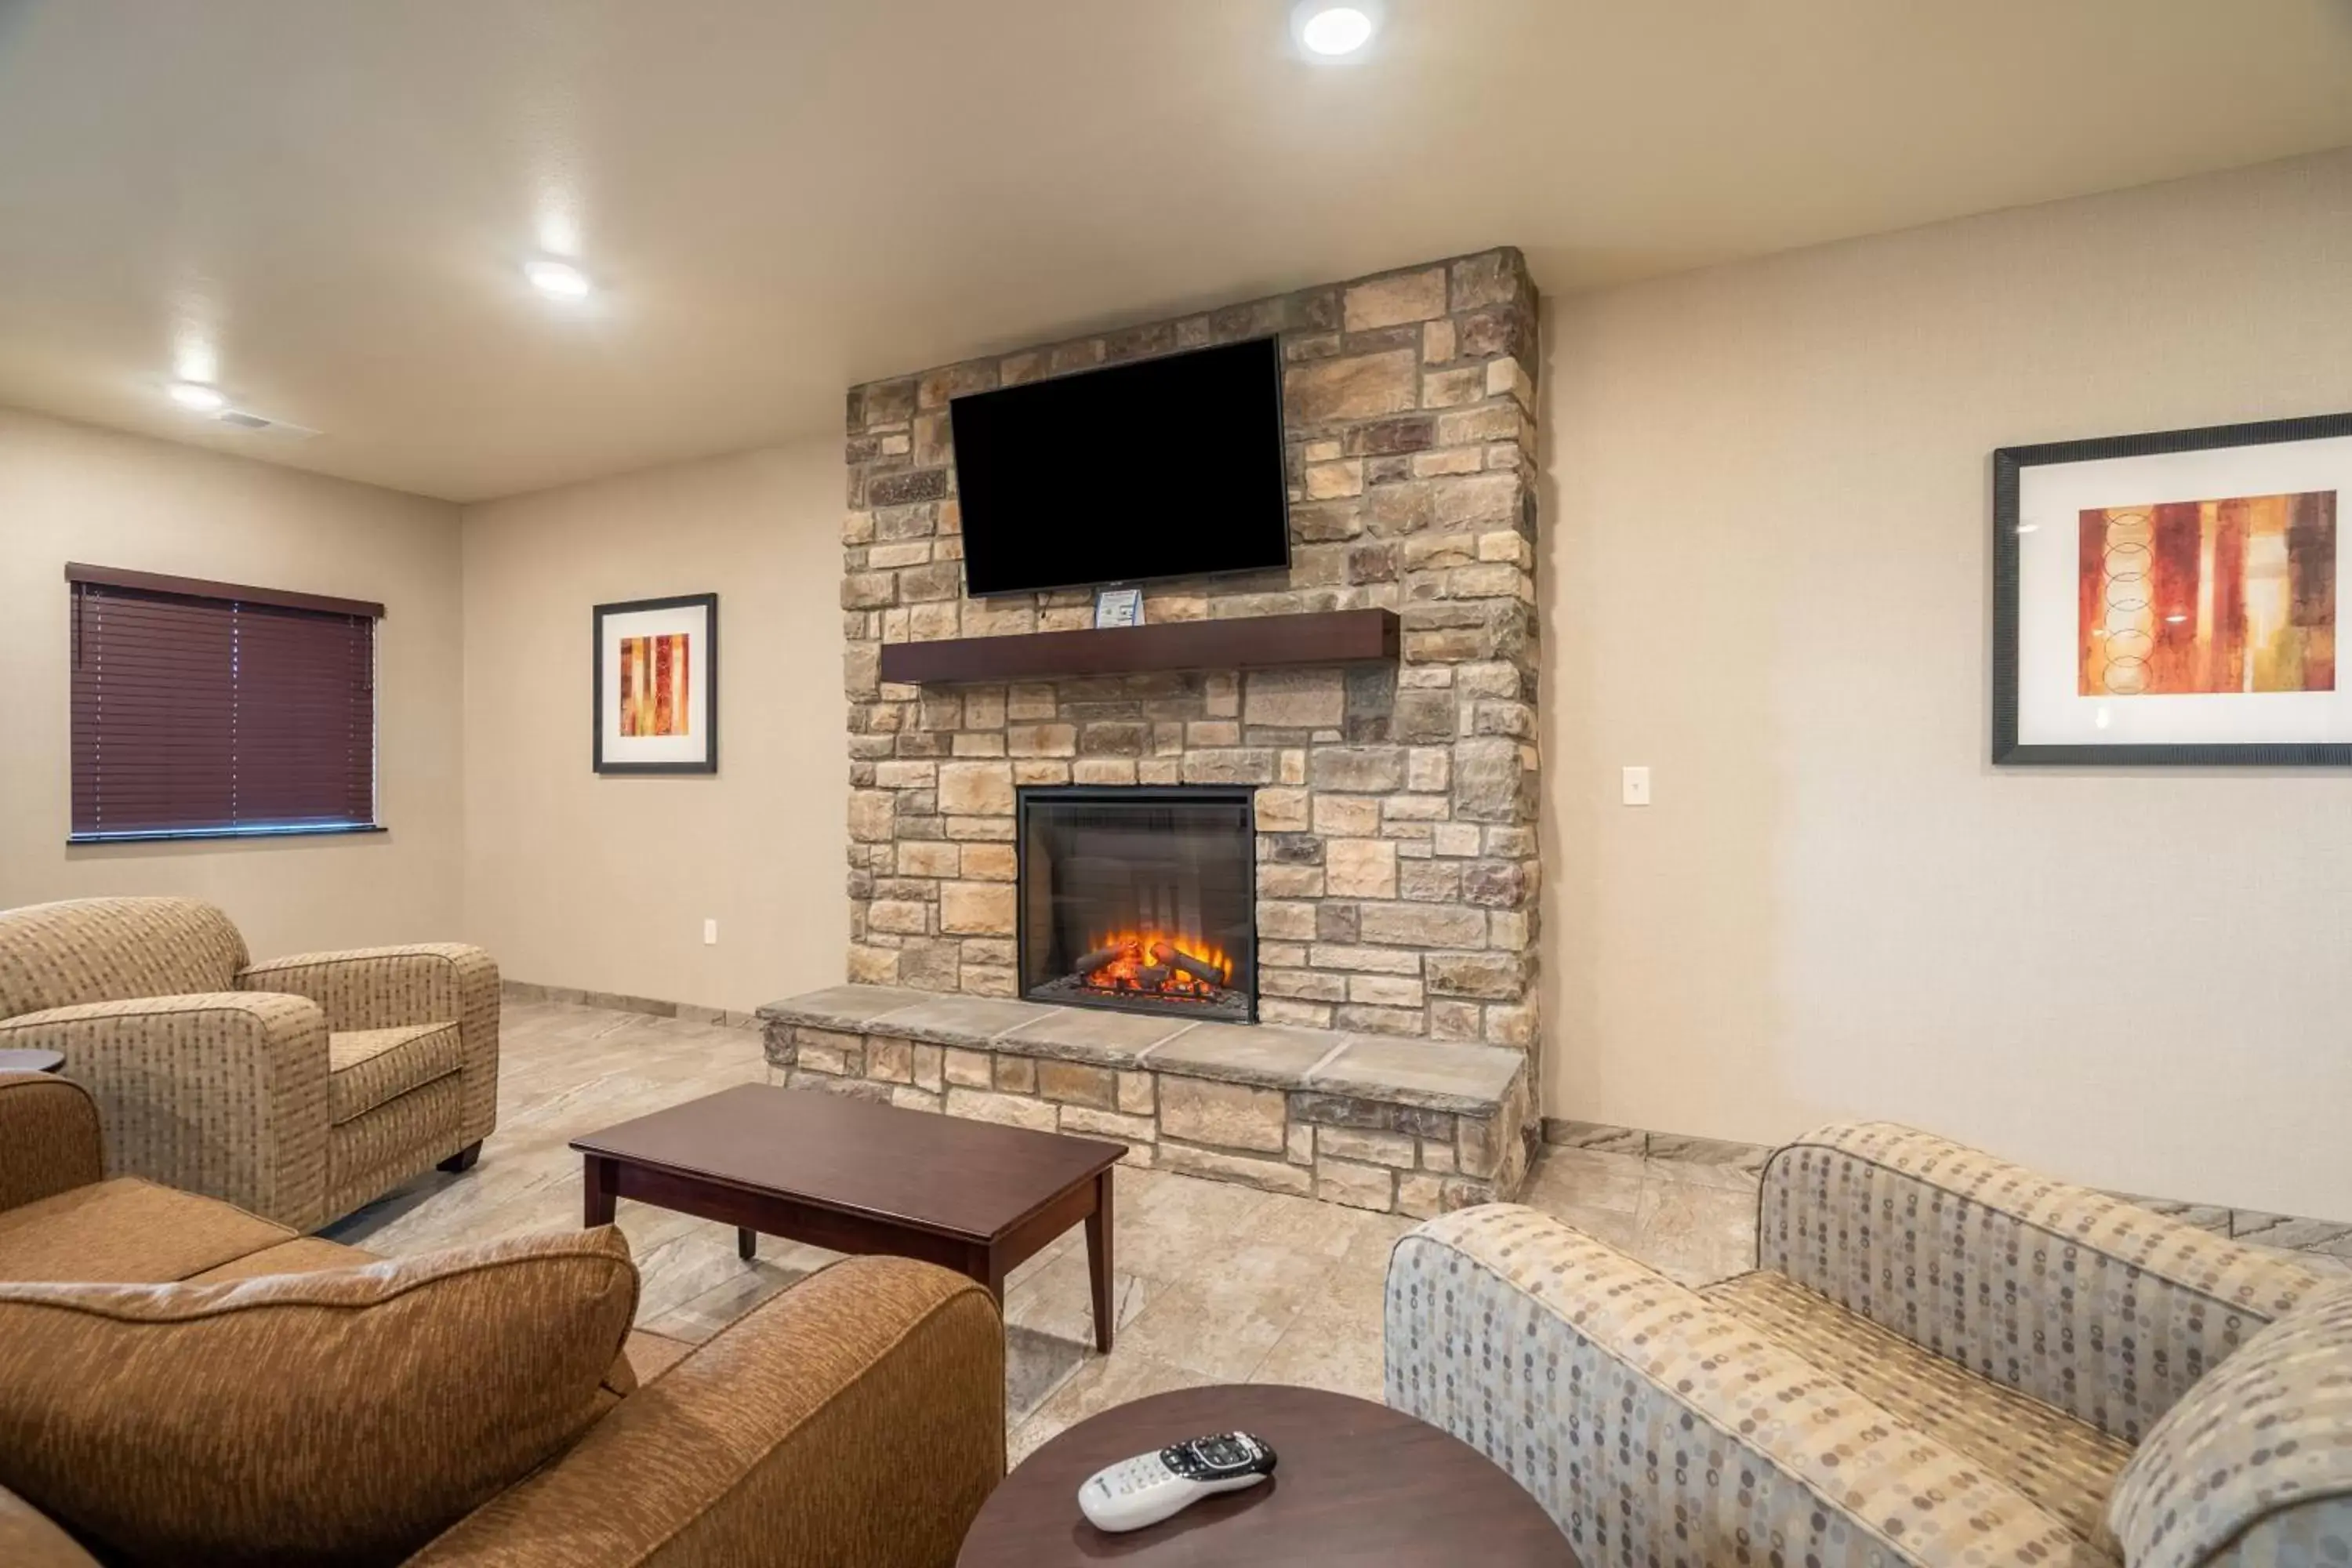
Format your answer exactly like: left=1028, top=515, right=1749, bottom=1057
left=2, top=0, right=2350, bottom=500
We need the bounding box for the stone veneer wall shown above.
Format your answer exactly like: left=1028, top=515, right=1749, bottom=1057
left=840, top=248, right=1544, bottom=1079
left=762, top=986, right=1533, bottom=1216
left=785, top=1030, right=1526, bottom=1218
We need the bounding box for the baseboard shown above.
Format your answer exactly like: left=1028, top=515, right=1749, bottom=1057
left=499, top=978, right=760, bottom=1031
left=1542, top=1116, right=1772, bottom=1169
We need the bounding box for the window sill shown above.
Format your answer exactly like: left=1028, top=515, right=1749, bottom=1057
left=67, top=823, right=387, bottom=846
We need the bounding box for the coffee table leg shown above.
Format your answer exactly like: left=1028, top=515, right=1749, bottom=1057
left=738, top=1226, right=757, bottom=1261
left=583, top=1156, right=618, bottom=1228
left=1085, top=1167, right=1114, bottom=1353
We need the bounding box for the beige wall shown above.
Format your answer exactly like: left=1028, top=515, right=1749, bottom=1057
left=1541, top=148, right=2352, bottom=1218
left=3, top=412, right=850, bottom=1014
left=13, top=151, right=2345, bottom=1220
left=459, top=439, right=847, bottom=1014
left=0, top=408, right=464, bottom=956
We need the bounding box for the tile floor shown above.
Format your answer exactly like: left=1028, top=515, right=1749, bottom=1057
left=330, top=998, right=2339, bottom=1468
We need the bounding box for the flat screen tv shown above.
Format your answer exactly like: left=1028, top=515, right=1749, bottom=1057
left=949, top=336, right=1290, bottom=597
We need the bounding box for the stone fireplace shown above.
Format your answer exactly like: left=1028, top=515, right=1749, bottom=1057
left=1018, top=785, right=1257, bottom=1025
left=839, top=245, right=1544, bottom=1091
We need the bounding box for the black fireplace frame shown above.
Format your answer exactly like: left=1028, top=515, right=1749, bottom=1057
left=1014, top=784, right=1259, bottom=1025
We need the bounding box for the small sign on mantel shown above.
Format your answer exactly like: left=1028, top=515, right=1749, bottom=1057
left=1093, top=587, right=1144, bottom=629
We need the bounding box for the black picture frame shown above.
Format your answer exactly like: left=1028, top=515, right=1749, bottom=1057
left=1993, top=412, right=2352, bottom=766
left=593, top=593, right=719, bottom=775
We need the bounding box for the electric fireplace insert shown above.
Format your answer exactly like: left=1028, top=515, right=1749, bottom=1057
left=1017, top=786, right=1257, bottom=1025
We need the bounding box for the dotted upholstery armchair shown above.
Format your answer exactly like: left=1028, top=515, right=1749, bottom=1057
left=0, top=897, right=497, bottom=1231
left=1386, top=1120, right=2341, bottom=1568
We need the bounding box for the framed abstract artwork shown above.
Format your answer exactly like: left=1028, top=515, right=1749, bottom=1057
left=1994, top=412, right=2352, bottom=765
left=593, top=593, right=717, bottom=775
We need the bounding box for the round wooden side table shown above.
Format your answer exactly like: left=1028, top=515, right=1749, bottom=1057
left=956, top=1384, right=1577, bottom=1566
left=0, top=1049, right=64, bottom=1076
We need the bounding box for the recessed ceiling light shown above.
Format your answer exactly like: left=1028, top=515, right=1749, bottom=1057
left=524, top=258, right=592, bottom=299
left=1296, top=3, right=1377, bottom=56
left=168, top=380, right=226, bottom=412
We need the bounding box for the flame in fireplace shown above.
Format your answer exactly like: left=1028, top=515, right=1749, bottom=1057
left=1081, top=930, right=1232, bottom=1000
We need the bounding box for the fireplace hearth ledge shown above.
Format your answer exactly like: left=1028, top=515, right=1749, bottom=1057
left=757, top=983, right=1533, bottom=1213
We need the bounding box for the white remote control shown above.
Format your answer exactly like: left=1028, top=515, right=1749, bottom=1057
left=1077, top=1431, right=1278, bottom=1534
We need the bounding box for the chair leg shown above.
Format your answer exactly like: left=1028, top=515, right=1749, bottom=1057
left=438, top=1141, right=482, bottom=1174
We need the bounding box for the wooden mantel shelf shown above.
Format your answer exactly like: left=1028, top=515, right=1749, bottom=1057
left=877, top=608, right=1399, bottom=686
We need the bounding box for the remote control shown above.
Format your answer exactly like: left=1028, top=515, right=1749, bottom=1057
left=1077, top=1431, right=1278, bottom=1533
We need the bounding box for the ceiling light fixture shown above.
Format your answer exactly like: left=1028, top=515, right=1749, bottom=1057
left=1295, top=2, right=1377, bottom=57
left=524, top=258, right=593, bottom=299
left=167, top=380, right=226, bottom=412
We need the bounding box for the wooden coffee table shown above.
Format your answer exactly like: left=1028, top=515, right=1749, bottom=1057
left=572, top=1084, right=1127, bottom=1349
left=957, top=1385, right=1576, bottom=1564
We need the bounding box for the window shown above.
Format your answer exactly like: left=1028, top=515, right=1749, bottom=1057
left=67, top=564, right=382, bottom=842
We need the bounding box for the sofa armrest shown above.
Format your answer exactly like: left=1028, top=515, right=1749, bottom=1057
left=0, top=1075, right=103, bottom=1215
left=0, top=995, right=331, bottom=1232
left=241, top=945, right=499, bottom=1146
left=405, top=1255, right=1004, bottom=1568
left=1385, top=1206, right=2093, bottom=1568
left=2107, top=1285, right=2352, bottom=1568
left=1761, top=1121, right=2322, bottom=1443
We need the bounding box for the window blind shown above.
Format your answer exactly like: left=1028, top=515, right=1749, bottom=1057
left=67, top=564, right=383, bottom=841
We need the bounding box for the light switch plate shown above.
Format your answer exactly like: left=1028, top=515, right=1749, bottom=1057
left=1621, top=766, right=1652, bottom=806
left=702, top=919, right=719, bottom=946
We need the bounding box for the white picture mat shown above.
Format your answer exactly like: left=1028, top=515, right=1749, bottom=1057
left=601, top=603, right=711, bottom=763
left=2015, top=434, right=2352, bottom=746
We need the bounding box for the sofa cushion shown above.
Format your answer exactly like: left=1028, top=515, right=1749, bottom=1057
left=185, top=1236, right=377, bottom=1283
left=328, top=1021, right=462, bottom=1124
left=0, top=1178, right=292, bottom=1283
left=623, top=1327, right=695, bottom=1385
left=2107, top=1283, right=2352, bottom=1568
left=184, top=1236, right=648, bottom=1404
left=0, top=1225, right=640, bottom=1567
left=1704, top=1269, right=2132, bottom=1555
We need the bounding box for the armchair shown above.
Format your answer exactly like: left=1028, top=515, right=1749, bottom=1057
left=0, top=897, right=497, bottom=1230
left=1387, top=1120, right=2345, bottom=1568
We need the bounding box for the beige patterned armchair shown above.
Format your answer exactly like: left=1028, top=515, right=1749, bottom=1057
left=1388, top=1121, right=2351, bottom=1568
left=0, top=897, right=497, bottom=1231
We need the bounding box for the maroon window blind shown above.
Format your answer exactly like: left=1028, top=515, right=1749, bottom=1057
left=67, top=565, right=382, bottom=840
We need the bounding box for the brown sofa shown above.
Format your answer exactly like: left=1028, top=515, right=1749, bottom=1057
left=0, top=1073, right=1007, bottom=1566
left=0, top=895, right=501, bottom=1229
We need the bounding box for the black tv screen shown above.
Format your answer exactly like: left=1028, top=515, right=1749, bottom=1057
left=949, top=336, right=1290, bottom=597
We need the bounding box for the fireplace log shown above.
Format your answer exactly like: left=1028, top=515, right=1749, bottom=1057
left=1134, top=964, right=1171, bottom=990
left=1073, top=944, right=1133, bottom=976
left=1150, top=944, right=1226, bottom=989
